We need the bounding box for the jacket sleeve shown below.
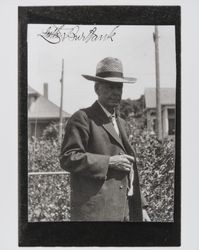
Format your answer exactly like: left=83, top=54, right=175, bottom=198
left=60, top=110, right=110, bottom=180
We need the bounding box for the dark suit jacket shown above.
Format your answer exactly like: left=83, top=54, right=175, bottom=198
left=60, top=101, right=143, bottom=221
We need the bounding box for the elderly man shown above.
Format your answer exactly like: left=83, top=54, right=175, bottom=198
left=60, top=57, right=150, bottom=221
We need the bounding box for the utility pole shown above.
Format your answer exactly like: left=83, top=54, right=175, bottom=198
left=153, top=26, right=162, bottom=141
left=59, top=58, right=64, bottom=145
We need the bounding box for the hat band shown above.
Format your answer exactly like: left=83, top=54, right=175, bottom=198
left=96, top=71, right=123, bottom=78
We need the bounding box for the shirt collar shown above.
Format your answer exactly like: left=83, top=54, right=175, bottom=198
left=97, top=100, right=116, bottom=118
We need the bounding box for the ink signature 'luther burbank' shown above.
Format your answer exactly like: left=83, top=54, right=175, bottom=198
left=38, top=25, right=120, bottom=44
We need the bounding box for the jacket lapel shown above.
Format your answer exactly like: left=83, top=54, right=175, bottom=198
left=91, top=101, right=126, bottom=151
left=117, top=117, right=134, bottom=155
left=102, top=123, right=126, bottom=151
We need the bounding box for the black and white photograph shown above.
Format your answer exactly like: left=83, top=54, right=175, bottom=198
left=28, top=24, right=176, bottom=223
left=3, top=0, right=199, bottom=249
left=18, top=5, right=181, bottom=247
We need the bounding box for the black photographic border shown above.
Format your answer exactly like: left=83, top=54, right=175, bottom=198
left=18, top=5, right=181, bottom=246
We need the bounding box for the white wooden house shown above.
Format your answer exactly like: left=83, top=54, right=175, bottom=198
left=144, top=88, right=176, bottom=138
left=28, top=84, right=70, bottom=138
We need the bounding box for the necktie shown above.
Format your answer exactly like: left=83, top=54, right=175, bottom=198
left=110, top=114, right=120, bottom=136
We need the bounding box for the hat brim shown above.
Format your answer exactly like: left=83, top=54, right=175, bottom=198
left=82, top=74, right=137, bottom=84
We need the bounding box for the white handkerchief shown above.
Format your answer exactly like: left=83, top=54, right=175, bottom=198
left=127, top=167, right=134, bottom=196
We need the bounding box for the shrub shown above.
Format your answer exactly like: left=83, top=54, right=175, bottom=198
left=28, top=121, right=175, bottom=222
left=127, top=118, right=175, bottom=222
left=28, top=137, right=61, bottom=172
left=42, top=123, right=59, bottom=141
left=28, top=124, right=71, bottom=222
left=28, top=174, right=70, bottom=222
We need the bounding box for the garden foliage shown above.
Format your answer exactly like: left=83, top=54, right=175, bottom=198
left=28, top=174, right=70, bottom=222
left=127, top=118, right=175, bottom=222
left=28, top=125, right=71, bottom=222
left=28, top=120, right=175, bottom=222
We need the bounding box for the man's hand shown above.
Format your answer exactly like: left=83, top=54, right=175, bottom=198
left=142, top=209, right=151, bottom=222
left=109, top=154, right=135, bottom=172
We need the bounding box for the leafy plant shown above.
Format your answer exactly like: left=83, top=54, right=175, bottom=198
left=28, top=123, right=71, bottom=222
left=127, top=117, right=175, bottom=222
left=28, top=174, right=70, bottom=222
left=28, top=119, right=175, bottom=222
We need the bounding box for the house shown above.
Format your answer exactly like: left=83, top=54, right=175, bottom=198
left=144, top=88, right=176, bottom=138
left=28, top=83, right=70, bottom=138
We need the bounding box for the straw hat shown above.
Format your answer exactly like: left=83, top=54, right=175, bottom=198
left=82, top=57, right=137, bottom=84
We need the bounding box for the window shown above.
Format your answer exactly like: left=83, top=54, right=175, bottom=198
left=168, top=108, right=175, bottom=135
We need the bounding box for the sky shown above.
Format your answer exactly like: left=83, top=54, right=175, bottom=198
left=28, top=24, right=176, bottom=114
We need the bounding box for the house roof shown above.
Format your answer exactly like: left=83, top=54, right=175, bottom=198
left=144, top=88, right=176, bottom=108
left=28, top=86, right=70, bottom=119
left=28, top=86, right=39, bottom=96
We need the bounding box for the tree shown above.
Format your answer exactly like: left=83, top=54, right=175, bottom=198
left=119, top=95, right=145, bottom=120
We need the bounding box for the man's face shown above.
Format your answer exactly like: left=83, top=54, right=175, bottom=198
left=95, top=82, right=123, bottom=113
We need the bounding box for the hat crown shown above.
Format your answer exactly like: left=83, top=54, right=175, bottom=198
left=82, top=57, right=136, bottom=84
left=96, top=57, right=123, bottom=75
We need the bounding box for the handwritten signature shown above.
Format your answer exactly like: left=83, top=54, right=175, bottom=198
left=38, top=25, right=120, bottom=44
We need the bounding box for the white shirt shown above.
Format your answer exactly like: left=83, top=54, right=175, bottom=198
left=97, top=101, right=120, bottom=136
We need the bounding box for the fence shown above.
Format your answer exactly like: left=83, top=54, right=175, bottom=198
left=28, top=171, right=69, bottom=176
